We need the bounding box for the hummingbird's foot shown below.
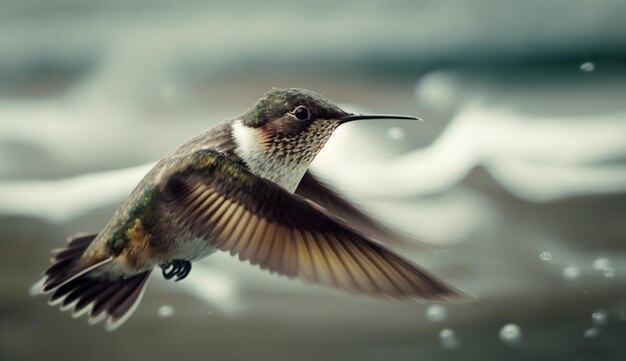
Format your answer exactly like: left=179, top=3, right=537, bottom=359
left=160, top=260, right=192, bottom=282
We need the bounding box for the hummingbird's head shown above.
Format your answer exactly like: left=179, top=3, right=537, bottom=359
left=241, top=87, right=348, bottom=132
left=235, top=88, right=347, bottom=163
left=232, top=87, right=418, bottom=191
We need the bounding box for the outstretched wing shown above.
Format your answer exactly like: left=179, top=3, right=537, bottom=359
left=295, top=171, right=433, bottom=249
left=163, top=150, right=462, bottom=300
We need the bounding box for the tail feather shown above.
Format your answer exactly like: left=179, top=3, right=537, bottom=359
left=36, top=233, right=152, bottom=331
left=91, top=278, right=137, bottom=319
left=72, top=282, right=111, bottom=318
left=42, top=233, right=108, bottom=292
left=79, top=272, right=149, bottom=331
left=101, top=274, right=150, bottom=331
left=49, top=233, right=95, bottom=259
left=60, top=278, right=98, bottom=307
left=43, top=256, right=113, bottom=292
left=49, top=276, right=93, bottom=305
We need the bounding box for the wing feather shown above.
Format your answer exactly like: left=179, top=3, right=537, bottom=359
left=295, top=171, right=435, bottom=249
left=251, top=222, right=277, bottom=266
left=164, top=150, right=463, bottom=301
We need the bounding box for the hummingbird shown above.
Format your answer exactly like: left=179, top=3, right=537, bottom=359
left=37, top=88, right=463, bottom=331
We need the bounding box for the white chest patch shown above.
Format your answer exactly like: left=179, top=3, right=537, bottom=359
left=231, top=120, right=321, bottom=193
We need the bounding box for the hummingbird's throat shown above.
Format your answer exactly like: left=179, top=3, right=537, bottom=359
left=231, top=119, right=339, bottom=192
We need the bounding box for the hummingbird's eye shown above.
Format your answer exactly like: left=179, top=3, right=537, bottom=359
left=293, top=106, right=310, bottom=121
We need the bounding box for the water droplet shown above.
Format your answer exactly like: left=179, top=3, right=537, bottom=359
left=593, top=258, right=610, bottom=271
left=158, top=305, right=175, bottom=318
left=603, top=267, right=616, bottom=278
left=563, top=265, right=580, bottom=280
left=591, top=310, right=608, bottom=326
left=499, top=323, right=522, bottom=345
left=580, top=62, right=595, bottom=72
left=539, top=251, right=552, bottom=261
left=387, top=127, right=406, bottom=140
left=439, top=328, right=460, bottom=349
left=584, top=327, right=600, bottom=338
left=426, top=305, right=447, bottom=322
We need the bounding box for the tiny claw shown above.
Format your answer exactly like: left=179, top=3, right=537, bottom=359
left=175, top=261, right=192, bottom=282
left=161, top=259, right=192, bottom=282
left=160, top=262, right=176, bottom=280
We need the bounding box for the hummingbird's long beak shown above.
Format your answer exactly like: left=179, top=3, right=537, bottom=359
left=339, top=114, right=421, bottom=124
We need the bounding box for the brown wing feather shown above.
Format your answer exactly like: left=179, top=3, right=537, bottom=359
left=164, top=150, right=462, bottom=301
left=295, top=171, right=436, bottom=250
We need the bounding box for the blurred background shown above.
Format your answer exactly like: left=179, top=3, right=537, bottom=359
left=1, top=0, right=626, bottom=360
